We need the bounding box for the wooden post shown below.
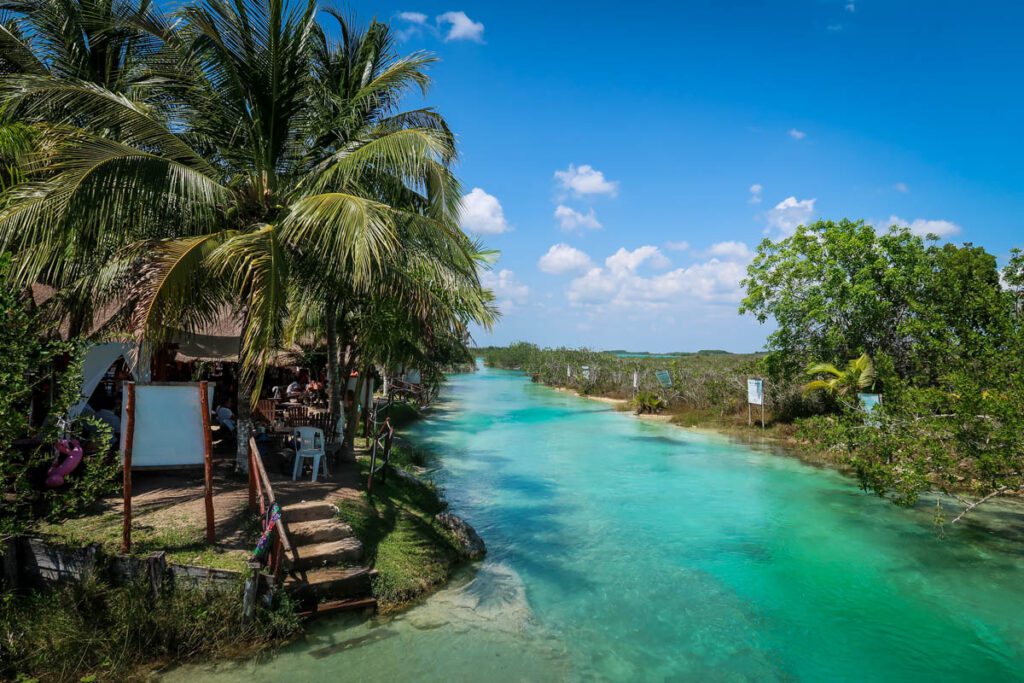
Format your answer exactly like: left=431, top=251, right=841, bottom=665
left=199, top=381, right=215, bottom=544
left=362, top=366, right=372, bottom=439
left=2, top=537, right=19, bottom=591
left=146, top=551, right=167, bottom=600
left=247, top=438, right=257, bottom=512
left=241, top=561, right=262, bottom=624
left=121, top=382, right=135, bottom=554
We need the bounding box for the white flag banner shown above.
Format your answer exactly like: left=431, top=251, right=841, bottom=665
left=747, top=378, right=764, bottom=406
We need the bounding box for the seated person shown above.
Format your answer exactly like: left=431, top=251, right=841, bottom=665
left=286, top=379, right=304, bottom=401
left=271, top=385, right=285, bottom=400
left=215, top=402, right=236, bottom=435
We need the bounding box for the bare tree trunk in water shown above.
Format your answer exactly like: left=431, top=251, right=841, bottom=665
left=235, top=381, right=252, bottom=473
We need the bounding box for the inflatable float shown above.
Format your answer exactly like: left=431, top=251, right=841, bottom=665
left=46, top=439, right=84, bottom=488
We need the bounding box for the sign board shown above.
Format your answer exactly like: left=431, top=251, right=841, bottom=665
left=581, top=365, right=591, bottom=381
left=121, top=383, right=211, bottom=468
left=747, top=378, right=764, bottom=406
left=632, top=370, right=639, bottom=389
left=858, top=393, right=882, bottom=413
left=749, top=378, right=765, bottom=428
left=654, top=370, right=672, bottom=388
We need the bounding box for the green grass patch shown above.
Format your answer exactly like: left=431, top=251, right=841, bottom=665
left=34, top=512, right=252, bottom=572
left=0, top=573, right=300, bottom=682
left=336, top=459, right=462, bottom=611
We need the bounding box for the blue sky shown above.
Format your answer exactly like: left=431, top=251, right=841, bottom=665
left=356, top=1, right=1024, bottom=352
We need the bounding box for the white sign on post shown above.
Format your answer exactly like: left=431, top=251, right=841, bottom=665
left=747, top=379, right=764, bottom=405
left=632, top=370, right=639, bottom=389
left=746, top=378, right=765, bottom=428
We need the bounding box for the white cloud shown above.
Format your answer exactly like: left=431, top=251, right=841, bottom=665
left=767, top=196, right=816, bottom=236
left=665, top=240, right=690, bottom=252
left=605, top=245, right=671, bottom=274
left=788, top=128, right=807, bottom=140
left=894, top=182, right=909, bottom=193
left=554, top=163, right=619, bottom=197
left=398, top=11, right=427, bottom=23
left=707, top=240, right=753, bottom=261
left=538, top=243, right=593, bottom=274
left=437, top=11, right=484, bottom=43
left=460, top=188, right=508, bottom=234
left=845, top=2, right=856, bottom=12
left=567, top=248, right=746, bottom=310
left=887, top=215, right=962, bottom=238
left=479, top=268, right=528, bottom=311
left=554, top=205, right=601, bottom=231
left=749, top=183, right=763, bottom=204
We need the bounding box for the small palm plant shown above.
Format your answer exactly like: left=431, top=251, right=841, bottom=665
left=633, top=391, right=666, bottom=415
left=803, top=353, right=877, bottom=397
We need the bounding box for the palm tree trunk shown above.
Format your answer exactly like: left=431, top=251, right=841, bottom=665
left=326, top=305, right=342, bottom=425
left=344, top=345, right=361, bottom=449
left=235, top=380, right=252, bottom=472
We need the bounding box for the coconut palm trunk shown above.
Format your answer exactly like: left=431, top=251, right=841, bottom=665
left=325, top=304, right=343, bottom=439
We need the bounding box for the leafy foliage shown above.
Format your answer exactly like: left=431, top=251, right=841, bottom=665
left=633, top=391, right=666, bottom=415
left=803, top=353, right=876, bottom=397
left=743, top=220, right=1023, bottom=519
left=0, top=255, right=117, bottom=537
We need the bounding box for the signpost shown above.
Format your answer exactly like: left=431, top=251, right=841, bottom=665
left=747, top=378, right=765, bottom=428
left=858, top=392, right=882, bottom=426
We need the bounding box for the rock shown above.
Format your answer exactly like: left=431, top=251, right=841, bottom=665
left=436, top=512, right=486, bottom=560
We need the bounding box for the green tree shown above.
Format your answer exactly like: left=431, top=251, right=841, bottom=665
left=0, top=0, right=496, bottom=466
left=741, top=219, right=1012, bottom=387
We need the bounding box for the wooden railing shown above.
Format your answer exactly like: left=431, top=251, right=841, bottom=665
left=247, top=436, right=295, bottom=581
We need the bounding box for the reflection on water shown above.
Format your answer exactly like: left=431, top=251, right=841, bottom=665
left=167, top=365, right=1024, bottom=682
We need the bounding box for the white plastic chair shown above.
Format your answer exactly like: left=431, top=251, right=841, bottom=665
left=291, top=426, right=328, bottom=482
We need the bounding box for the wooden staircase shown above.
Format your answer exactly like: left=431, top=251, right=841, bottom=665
left=281, top=500, right=377, bottom=615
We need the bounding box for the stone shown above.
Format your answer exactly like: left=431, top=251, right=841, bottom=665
left=436, top=512, right=486, bottom=560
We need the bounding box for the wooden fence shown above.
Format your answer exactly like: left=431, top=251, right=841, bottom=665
left=247, top=435, right=295, bottom=584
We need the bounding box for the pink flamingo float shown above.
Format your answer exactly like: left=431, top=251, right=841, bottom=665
left=46, top=439, right=84, bottom=488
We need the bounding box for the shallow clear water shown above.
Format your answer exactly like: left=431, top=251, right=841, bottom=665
left=172, top=365, right=1024, bottom=682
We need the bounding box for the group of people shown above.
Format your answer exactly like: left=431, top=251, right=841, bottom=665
left=271, top=372, right=326, bottom=405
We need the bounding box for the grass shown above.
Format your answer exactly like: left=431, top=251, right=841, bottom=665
left=34, top=511, right=253, bottom=572
left=335, top=457, right=464, bottom=612
left=0, top=573, right=300, bottom=683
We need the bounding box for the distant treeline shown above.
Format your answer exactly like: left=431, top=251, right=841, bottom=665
left=476, top=344, right=781, bottom=418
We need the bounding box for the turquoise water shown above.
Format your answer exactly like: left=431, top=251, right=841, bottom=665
left=173, top=365, right=1024, bottom=682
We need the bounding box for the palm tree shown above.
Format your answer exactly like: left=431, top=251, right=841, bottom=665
left=803, top=353, right=877, bottom=397
left=0, top=0, right=495, bottom=468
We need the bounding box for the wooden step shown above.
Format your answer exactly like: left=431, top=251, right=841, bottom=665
left=299, top=596, right=377, bottom=618
left=291, top=538, right=363, bottom=570
left=287, top=566, right=374, bottom=601
left=281, top=501, right=337, bottom=524
left=288, top=519, right=353, bottom=545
